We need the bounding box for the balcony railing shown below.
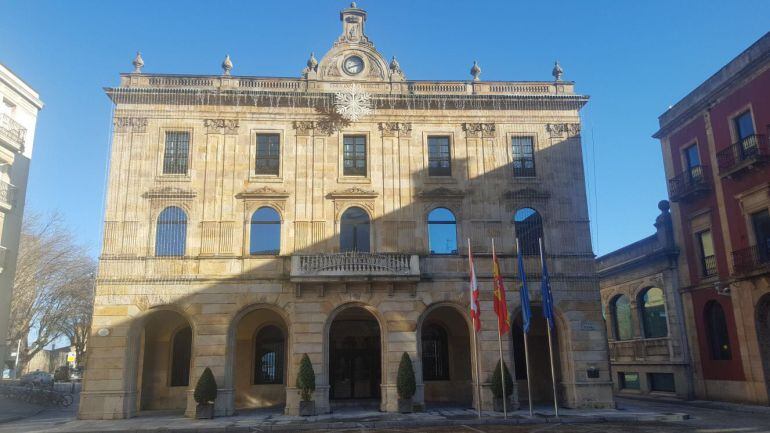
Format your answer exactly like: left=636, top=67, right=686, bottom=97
left=0, top=180, right=16, bottom=210
left=732, top=245, right=770, bottom=275
left=702, top=254, right=717, bottom=278
left=0, top=114, right=26, bottom=151
left=290, top=252, right=420, bottom=282
left=717, top=134, right=769, bottom=177
left=668, top=165, right=711, bottom=202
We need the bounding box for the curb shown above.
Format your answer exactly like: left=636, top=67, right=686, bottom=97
left=618, top=394, right=770, bottom=416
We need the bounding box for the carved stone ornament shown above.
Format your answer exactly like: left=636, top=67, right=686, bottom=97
left=293, top=121, right=316, bottom=136
left=334, top=84, right=373, bottom=122
left=142, top=187, right=196, bottom=200
left=235, top=186, right=290, bottom=200
left=326, top=186, right=379, bottom=200
left=379, top=122, right=412, bottom=138
left=204, top=119, right=239, bottom=135
left=546, top=123, right=580, bottom=138
left=417, top=187, right=465, bottom=200
left=462, top=122, right=496, bottom=138
left=115, top=117, right=148, bottom=133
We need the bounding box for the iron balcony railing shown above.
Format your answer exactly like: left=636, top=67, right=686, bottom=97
left=668, top=165, right=711, bottom=202
left=732, top=245, right=770, bottom=275
left=290, top=252, right=420, bottom=282
left=0, top=180, right=16, bottom=209
left=702, top=255, right=718, bottom=278
left=0, top=114, right=26, bottom=150
left=717, top=134, right=769, bottom=176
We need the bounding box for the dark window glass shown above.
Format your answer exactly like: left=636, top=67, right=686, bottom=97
left=705, top=301, right=732, bottom=360
left=618, top=372, right=640, bottom=390
left=684, top=144, right=701, bottom=169
left=697, top=230, right=716, bottom=277
left=170, top=327, right=192, bottom=387
left=250, top=207, right=281, bottom=255
left=511, top=136, right=535, bottom=177
left=163, top=132, right=189, bottom=175
left=734, top=111, right=755, bottom=141
left=255, top=134, right=280, bottom=175
left=421, top=324, right=449, bottom=381
left=612, top=295, right=633, bottom=341
left=343, top=135, right=367, bottom=176
left=751, top=210, right=770, bottom=262
left=254, top=326, right=285, bottom=384
left=428, top=136, right=451, bottom=176
left=428, top=208, right=457, bottom=255
left=340, top=207, right=370, bottom=252
left=648, top=373, right=676, bottom=393
left=640, top=288, right=668, bottom=338
left=155, top=206, right=187, bottom=257
left=514, top=207, right=543, bottom=255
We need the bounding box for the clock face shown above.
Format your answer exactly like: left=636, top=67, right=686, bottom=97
left=343, top=56, right=364, bottom=75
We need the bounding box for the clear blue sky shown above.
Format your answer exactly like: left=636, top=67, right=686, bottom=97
left=1, top=1, right=768, bottom=257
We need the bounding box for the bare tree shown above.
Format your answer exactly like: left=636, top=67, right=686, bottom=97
left=7, top=212, right=95, bottom=373
left=61, top=268, right=96, bottom=368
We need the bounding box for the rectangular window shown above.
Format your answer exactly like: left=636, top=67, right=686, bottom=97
left=255, top=134, right=280, bottom=175
left=163, top=131, right=189, bottom=175
left=684, top=144, right=700, bottom=169
left=343, top=135, right=367, bottom=176
left=734, top=110, right=755, bottom=141
left=648, top=373, right=676, bottom=393
left=511, top=136, right=535, bottom=177
left=428, top=136, right=451, bottom=176
left=697, top=230, right=717, bottom=277
left=751, top=209, right=770, bottom=263
left=618, top=372, right=640, bottom=390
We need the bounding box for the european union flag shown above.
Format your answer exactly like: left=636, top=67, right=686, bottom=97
left=540, top=244, right=555, bottom=330
left=517, top=239, right=531, bottom=334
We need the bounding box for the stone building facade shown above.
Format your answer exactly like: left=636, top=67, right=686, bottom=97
left=79, top=4, right=614, bottom=419
left=597, top=201, right=693, bottom=399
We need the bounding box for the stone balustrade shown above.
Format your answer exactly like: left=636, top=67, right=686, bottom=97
left=290, top=252, right=420, bottom=282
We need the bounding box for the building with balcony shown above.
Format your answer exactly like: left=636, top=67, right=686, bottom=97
left=80, top=3, right=613, bottom=419
left=0, top=63, right=42, bottom=375
left=597, top=201, right=692, bottom=399
left=654, top=32, right=770, bottom=405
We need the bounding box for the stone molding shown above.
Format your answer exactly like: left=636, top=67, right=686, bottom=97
left=462, top=122, right=496, bottom=138
left=417, top=187, right=465, bottom=200
left=114, top=117, right=147, bottom=133
left=293, top=121, right=316, bottom=136
left=378, top=122, right=412, bottom=138
left=235, top=186, right=290, bottom=200
left=546, top=123, right=580, bottom=138
left=204, top=119, right=239, bottom=135
left=141, top=186, right=196, bottom=200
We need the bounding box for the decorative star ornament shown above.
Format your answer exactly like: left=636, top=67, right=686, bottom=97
left=334, top=84, right=373, bottom=122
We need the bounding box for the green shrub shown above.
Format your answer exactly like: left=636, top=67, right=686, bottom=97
left=296, top=354, right=316, bottom=401
left=193, top=367, right=218, bottom=404
left=396, top=352, right=416, bottom=399
left=490, top=360, right=513, bottom=398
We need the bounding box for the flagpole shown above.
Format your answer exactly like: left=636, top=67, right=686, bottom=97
left=539, top=237, right=559, bottom=418
left=492, top=238, right=507, bottom=419
left=517, top=239, right=534, bottom=417
left=468, top=238, right=482, bottom=419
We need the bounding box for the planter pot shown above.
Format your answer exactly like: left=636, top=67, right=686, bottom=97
left=493, top=397, right=509, bottom=412
left=398, top=398, right=413, bottom=414
left=299, top=400, right=316, bottom=417
left=195, top=402, right=214, bottom=419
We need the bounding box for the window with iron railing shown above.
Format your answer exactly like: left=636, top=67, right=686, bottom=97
left=511, top=136, right=536, bottom=177
left=163, top=131, right=189, bottom=175
left=697, top=229, right=717, bottom=278
left=255, top=134, right=280, bottom=175
left=428, top=136, right=451, bottom=176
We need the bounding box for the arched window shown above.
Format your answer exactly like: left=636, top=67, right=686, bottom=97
left=155, top=206, right=187, bottom=257
left=639, top=287, right=668, bottom=338
left=340, top=207, right=370, bottom=252
left=421, top=324, right=449, bottom=381
left=250, top=207, right=281, bottom=255
left=611, top=295, right=633, bottom=341
left=254, top=325, right=285, bottom=384
left=428, top=208, right=458, bottom=255
left=514, top=207, right=543, bottom=255
left=170, top=326, right=192, bottom=387
left=705, top=301, right=732, bottom=360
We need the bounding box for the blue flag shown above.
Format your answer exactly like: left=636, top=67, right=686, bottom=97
left=517, top=240, right=531, bottom=334
left=540, top=246, right=555, bottom=330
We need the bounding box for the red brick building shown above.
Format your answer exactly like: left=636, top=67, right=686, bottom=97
left=655, top=32, right=770, bottom=404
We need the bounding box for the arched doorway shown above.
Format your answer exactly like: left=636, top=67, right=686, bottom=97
left=419, top=305, right=473, bottom=407
left=137, top=309, right=193, bottom=412
left=756, top=294, right=770, bottom=401
left=329, top=306, right=381, bottom=403
left=512, top=306, right=561, bottom=405
left=233, top=307, right=288, bottom=410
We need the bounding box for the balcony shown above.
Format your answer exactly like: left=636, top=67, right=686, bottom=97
left=0, top=180, right=16, bottom=211
left=717, top=134, right=770, bottom=178
left=702, top=255, right=718, bottom=278
left=290, top=252, right=420, bottom=283
left=732, top=245, right=770, bottom=275
left=0, top=114, right=26, bottom=152
left=668, top=165, right=711, bottom=202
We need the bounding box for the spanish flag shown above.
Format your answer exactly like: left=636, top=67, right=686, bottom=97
left=492, top=241, right=511, bottom=335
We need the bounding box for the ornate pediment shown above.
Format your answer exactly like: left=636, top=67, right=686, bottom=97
left=142, top=187, right=196, bottom=200
left=503, top=188, right=550, bottom=201
left=235, top=186, right=290, bottom=200
left=326, top=186, right=379, bottom=200
left=417, top=187, right=465, bottom=200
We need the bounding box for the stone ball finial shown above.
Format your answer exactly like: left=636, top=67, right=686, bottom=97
left=222, top=54, right=233, bottom=76
left=470, top=60, right=481, bottom=81
left=390, top=56, right=401, bottom=72
left=307, top=52, right=318, bottom=70
left=132, top=51, right=144, bottom=74
left=351, top=2, right=357, bottom=8
left=552, top=60, right=563, bottom=81
left=658, top=200, right=670, bottom=213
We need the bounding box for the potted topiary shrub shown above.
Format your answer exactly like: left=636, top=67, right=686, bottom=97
left=396, top=352, right=416, bottom=413
left=296, top=354, right=316, bottom=416
left=490, top=360, right=513, bottom=412
left=193, top=367, right=218, bottom=419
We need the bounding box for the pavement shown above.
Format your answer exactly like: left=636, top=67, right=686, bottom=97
left=0, top=395, right=768, bottom=433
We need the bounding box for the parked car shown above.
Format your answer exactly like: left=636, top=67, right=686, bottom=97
left=20, top=371, right=54, bottom=388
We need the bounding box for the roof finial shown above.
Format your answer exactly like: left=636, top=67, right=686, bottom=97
left=222, top=54, right=233, bottom=76
left=307, top=52, right=318, bottom=70
left=132, top=51, right=144, bottom=74
left=552, top=60, right=563, bottom=81
left=389, top=56, right=401, bottom=72
left=470, top=60, right=481, bottom=81
left=351, top=2, right=357, bottom=7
